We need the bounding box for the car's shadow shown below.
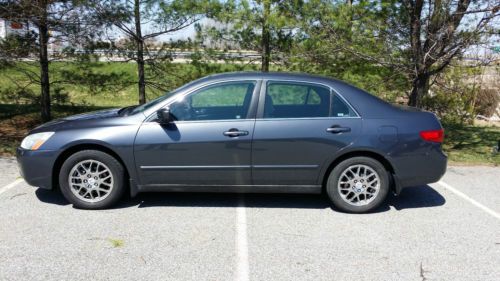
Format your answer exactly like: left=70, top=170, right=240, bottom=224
left=35, top=184, right=445, bottom=212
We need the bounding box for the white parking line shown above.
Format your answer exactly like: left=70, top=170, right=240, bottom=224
left=235, top=195, right=249, bottom=281
left=437, top=180, right=500, bottom=220
left=0, top=178, right=24, bottom=196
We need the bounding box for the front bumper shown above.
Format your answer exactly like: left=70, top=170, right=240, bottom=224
left=16, top=148, right=59, bottom=190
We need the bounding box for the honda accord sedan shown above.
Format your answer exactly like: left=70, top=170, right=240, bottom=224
left=17, top=72, right=447, bottom=213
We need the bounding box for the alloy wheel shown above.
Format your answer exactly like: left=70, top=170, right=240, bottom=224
left=337, top=164, right=381, bottom=206
left=68, top=160, right=114, bottom=203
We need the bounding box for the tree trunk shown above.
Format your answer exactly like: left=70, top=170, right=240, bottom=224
left=408, top=73, right=430, bottom=108
left=261, top=0, right=271, bottom=72
left=38, top=0, right=51, bottom=122
left=134, top=0, right=146, bottom=104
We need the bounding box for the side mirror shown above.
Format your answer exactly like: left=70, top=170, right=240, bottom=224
left=157, top=107, right=174, bottom=124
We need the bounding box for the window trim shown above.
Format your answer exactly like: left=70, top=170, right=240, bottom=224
left=145, top=79, right=261, bottom=122
left=257, top=79, right=360, bottom=120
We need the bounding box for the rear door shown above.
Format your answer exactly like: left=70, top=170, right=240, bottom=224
left=251, top=80, right=361, bottom=187
left=134, top=80, right=260, bottom=187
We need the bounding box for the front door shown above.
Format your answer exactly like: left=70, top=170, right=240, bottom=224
left=251, top=80, right=361, bottom=187
left=134, top=80, right=259, bottom=187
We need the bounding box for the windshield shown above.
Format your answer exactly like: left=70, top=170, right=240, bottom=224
left=129, top=93, right=171, bottom=115
left=129, top=79, right=202, bottom=115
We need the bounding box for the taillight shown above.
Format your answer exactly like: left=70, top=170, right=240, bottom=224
left=420, top=129, right=444, bottom=143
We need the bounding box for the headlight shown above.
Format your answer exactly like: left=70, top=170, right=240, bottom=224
left=20, top=132, right=55, bottom=150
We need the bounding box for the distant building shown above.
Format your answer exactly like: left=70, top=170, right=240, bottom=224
left=0, top=18, right=28, bottom=39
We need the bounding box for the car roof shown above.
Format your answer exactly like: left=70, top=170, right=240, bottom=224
left=197, top=71, right=340, bottom=85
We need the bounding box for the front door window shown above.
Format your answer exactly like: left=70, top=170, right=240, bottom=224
left=170, top=81, right=256, bottom=121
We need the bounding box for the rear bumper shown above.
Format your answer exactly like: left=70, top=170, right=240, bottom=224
left=391, top=147, right=447, bottom=193
left=16, top=148, right=59, bottom=190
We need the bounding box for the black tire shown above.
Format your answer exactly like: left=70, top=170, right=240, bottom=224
left=326, top=156, right=389, bottom=213
left=59, top=150, right=125, bottom=209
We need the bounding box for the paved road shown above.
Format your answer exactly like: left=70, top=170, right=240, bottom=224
left=0, top=157, right=499, bottom=281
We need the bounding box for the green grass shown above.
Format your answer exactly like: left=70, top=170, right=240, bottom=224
left=107, top=238, right=124, bottom=248
left=0, top=61, right=259, bottom=107
left=443, top=123, right=500, bottom=165
left=1, top=62, right=146, bottom=107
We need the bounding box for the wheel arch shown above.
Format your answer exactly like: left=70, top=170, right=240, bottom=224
left=52, top=143, right=131, bottom=191
left=321, top=149, right=396, bottom=193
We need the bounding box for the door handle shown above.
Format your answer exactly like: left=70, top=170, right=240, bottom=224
left=223, top=128, right=249, bottom=137
left=326, top=126, right=351, bottom=134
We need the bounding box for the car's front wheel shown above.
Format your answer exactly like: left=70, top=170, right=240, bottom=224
left=326, top=156, right=389, bottom=213
left=59, top=150, right=125, bottom=209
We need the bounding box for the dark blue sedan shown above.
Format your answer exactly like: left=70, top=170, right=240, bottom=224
left=16, top=72, right=447, bottom=212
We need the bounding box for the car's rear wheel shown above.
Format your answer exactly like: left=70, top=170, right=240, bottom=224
left=59, top=150, right=125, bottom=209
left=326, top=156, right=389, bottom=213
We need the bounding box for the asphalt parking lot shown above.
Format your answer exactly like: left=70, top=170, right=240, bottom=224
left=0, top=157, right=499, bottom=281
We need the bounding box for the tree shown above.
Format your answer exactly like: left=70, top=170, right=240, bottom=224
left=0, top=0, right=99, bottom=121
left=289, top=0, right=408, bottom=100
left=402, top=0, right=499, bottom=107
left=203, top=0, right=302, bottom=72
left=297, top=0, right=499, bottom=108
left=89, top=0, right=211, bottom=104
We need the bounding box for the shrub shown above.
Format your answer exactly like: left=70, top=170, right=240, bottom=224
left=422, top=67, right=477, bottom=124
left=0, top=86, right=70, bottom=106
left=475, top=88, right=499, bottom=118
left=0, top=87, right=38, bottom=105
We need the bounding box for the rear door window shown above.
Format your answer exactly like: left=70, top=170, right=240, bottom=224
left=264, top=82, right=330, bottom=118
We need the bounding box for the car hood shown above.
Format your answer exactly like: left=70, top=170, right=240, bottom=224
left=31, top=108, right=121, bottom=133
left=61, top=108, right=121, bottom=121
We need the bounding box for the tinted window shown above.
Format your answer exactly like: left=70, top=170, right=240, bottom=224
left=170, top=81, right=255, bottom=121
left=264, top=82, right=330, bottom=118
left=331, top=94, right=356, bottom=117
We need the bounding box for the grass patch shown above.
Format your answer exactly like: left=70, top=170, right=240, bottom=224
left=0, top=61, right=259, bottom=107
left=107, top=238, right=124, bottom=248
left=443, top=123, right=500, bottom=165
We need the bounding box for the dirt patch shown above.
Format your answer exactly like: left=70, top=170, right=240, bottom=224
left=0, top=113, right=39, bottom=140
left=0, top=113, right=40, bottom=156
